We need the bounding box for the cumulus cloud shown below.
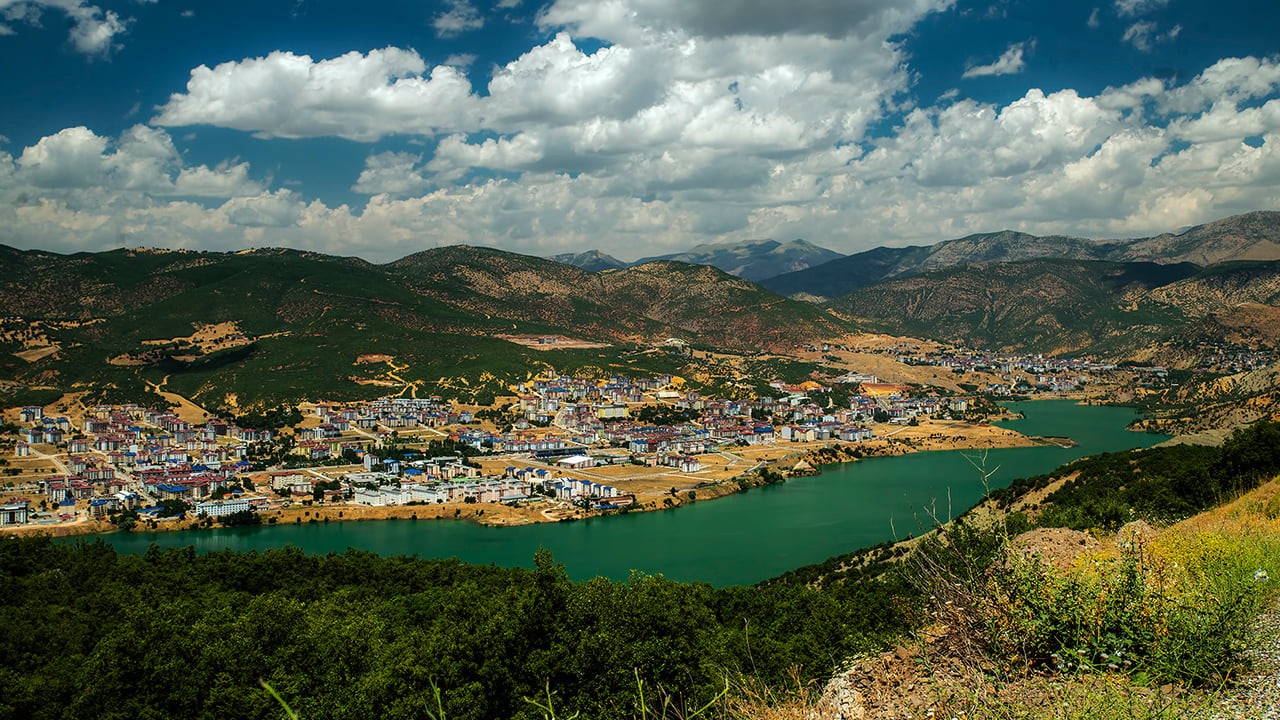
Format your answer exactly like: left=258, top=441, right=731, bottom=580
left=352, top=151, right=431, bottom=195
left=152, top=48, right=478, bottom=141
left=7, top=2, right=1280, bottom=261
left=12, top=124, right=260, bottom=196
left=962, top=41, right=1029, bottom=78
left=539, top=0, right=950, bottom=41
left=0, top=0, right=130, bottom=55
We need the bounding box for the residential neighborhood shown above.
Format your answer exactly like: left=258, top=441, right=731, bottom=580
left=0, top=357, right=1107, bottom=532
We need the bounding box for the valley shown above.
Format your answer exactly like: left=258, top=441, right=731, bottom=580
left=4, top=211, right=1280, bottom=720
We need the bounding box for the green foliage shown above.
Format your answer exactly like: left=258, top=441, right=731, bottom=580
left=0, top=539, right=915, bottom=720
left=0, top=386, right=64, bottom=409
left=155, top=499, right=191, bottom=518
left=987, top=420, right=1280, bottom=532
left=633, top=405, right=700, bottom=426
left=978, top=530, right=1280, bottom=685
left=235, top=405, right=303, bottom=431
left=218, top=510, right=263, bottom=527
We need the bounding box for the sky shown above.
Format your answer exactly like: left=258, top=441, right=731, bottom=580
left=0, top=0, right=1278, bottom=263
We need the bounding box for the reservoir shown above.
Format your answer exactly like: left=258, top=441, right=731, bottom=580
left=92, top=400, right=1166, bottom=586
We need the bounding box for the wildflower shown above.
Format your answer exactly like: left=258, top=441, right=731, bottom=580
left=1254, top=569, right=1270, bottom=583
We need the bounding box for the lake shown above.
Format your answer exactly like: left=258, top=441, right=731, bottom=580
left=89, top=400, right=1165, bottom=586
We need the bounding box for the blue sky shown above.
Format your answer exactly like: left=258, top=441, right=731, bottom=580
left=1, top=0, right=1278, bottom=262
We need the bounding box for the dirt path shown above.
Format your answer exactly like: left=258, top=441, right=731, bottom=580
left=145, top=376, right=212, bottom=424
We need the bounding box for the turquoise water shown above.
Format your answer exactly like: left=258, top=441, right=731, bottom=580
left=88, top=401, right=1164, bottom=586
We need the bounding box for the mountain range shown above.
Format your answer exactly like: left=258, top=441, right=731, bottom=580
left=761, top=211, right=1280, bottom=298
left=4, top=209, right=1280, bottom=410
left=555, top=238, right=844, bottom=282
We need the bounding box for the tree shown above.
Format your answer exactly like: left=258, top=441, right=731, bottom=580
left=156, top=499, right=190, bottom=518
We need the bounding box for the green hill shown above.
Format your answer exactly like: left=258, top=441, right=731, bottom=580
left=0, top=245, right=852, bottom=409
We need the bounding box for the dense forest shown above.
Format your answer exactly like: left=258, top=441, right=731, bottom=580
left=0, top=539, right=914, bottom=720
left=3, top=420, right=1280, bottom=719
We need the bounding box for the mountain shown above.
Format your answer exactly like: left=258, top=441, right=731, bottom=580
left=829, top=258, right=1211, bottom=356
left=831, top=257, right=1280, bottom=357
left=0, top=244, right=852, bottom=409
left=761, top=211, right=1280, bottom=299
left=389, top=246, right=850, bottom=351
left=550, top=249, right=627, bottom=272
left=634, top=239, right=844, bottom=282
left=761, top=231, right=1106, bottom=299
left=1118, top=211, right=1280, bottom=266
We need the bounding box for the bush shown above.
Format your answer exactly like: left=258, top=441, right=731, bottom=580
left=975, top=523, right=1280, bottom=685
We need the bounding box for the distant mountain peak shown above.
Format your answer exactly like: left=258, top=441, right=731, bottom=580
left=551, top=249, right=627, bottom=272
left=633, top=237, right=844, bottom=282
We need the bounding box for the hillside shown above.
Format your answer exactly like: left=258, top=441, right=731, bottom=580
left=634, top=238, right=844, bottom=282
left=596, top=260, right=848, bottom=350
left=829, top=259, right=1199, bottom=355
left=1119, top=210, right=1280, bottom=266
left=5, top=422, right=1277, bottom=720
left=762, top=210, right=1280, bottom=299
left=827, top=257, right=1280, bottom=358
left=0, top=244, right=852, bottom=410
left=388, top=246, right=850, bottom=350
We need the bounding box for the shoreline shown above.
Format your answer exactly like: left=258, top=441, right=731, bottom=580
left=2, top=416, right=1049, bottom=541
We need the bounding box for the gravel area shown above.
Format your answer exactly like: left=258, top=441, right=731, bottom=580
left=1201, top=596, right=1280, bottom=720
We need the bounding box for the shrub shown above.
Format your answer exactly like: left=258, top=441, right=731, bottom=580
left=976, top=521, right=1280, bottom=685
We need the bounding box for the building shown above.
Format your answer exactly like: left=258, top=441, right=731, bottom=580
left=195, top=496, right=269, bottom=517
left=0, top=500, right=30, bottom=525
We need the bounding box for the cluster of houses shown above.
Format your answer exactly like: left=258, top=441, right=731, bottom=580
left=876, top=346, right=1123, bottom=393
left=337, top=467, right=634, bottom=510
left=12, top=403, right=272, bottom=522
left=1197, top=347, right=1275, bottom=374
left=16, top=404, right=260, bottom=469
left=3, top=363, right=995, bottom=528
left=292, top=397, right=479, bottom=460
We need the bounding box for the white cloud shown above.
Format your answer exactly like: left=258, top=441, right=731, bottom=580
left=352, top=151, right=430, bottom=195
left=12, top=124, right=260, bottom=196
left=0, top=0, right=130, bottom=55
left=1122, top=20, right=1179, bottom=52
left=6, top=5, right=1280, bottom=262
left=444, top=53, right=476, bottom=67
left=1157, top=56, right=1280, bottom=114
left=432, top=0, right=482, bottom=38
left=1114, top=0, right=1168, bottom=18
left=962, top=42, right=1028, bottom=78
left=1087, top=7, right=1100, bottom=28
left=152, top=48, right=479, bottom=141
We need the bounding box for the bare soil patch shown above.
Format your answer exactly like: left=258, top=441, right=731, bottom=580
left=497, top=334, right=611, bottom=350
left=14, top=345, right=59, bottom=362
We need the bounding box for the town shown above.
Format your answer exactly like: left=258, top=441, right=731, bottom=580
left=0, top=353, right=1147, bottom=534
